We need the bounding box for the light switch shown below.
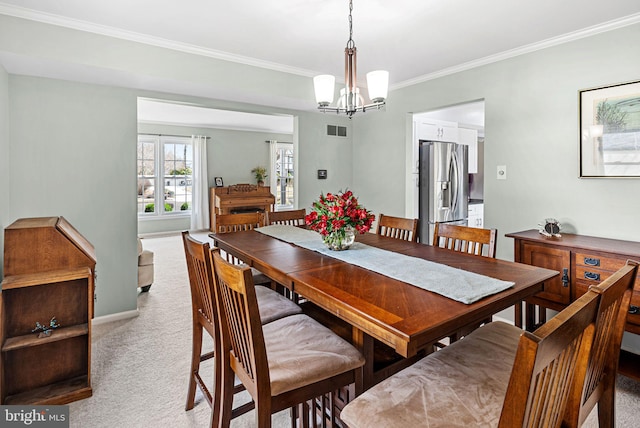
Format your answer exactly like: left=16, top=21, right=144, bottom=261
left=497, top=165, right=507, bottom=180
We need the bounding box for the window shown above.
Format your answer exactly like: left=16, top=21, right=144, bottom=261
left=271, top=142, right=294, bottom=210
left=137, top=135, right=193, bottom=217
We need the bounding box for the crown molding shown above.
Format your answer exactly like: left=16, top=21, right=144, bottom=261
left=392, top=12, right=640, bottom=90
left=0, top=2, right=318, bottom=78
left=2, top=3, right=640, bottom=91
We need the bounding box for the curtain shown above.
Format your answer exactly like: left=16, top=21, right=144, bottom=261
left=269, top=139, right=278, bottom=192
left=191, top=135, right=209, bottom=230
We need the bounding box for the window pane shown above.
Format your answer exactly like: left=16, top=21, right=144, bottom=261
left=137, top=136, right=193, bottom=216
left=275, top=145, right=294, bottom=209
left=163, top=141, right=193, bottom=214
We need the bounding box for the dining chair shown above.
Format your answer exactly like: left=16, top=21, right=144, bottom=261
left=432, top=222, right=497, bottom=257
left=211, top=250, right=365, bottom=428
left=562, top=261, right=638, bottom=428
left=212, top=212, right=272, bottom=286
left=340, top=261, right=637, bottom=428
left=181, top=232, right=302, bottom=426
left=375, top=213, right=418, bottom=243
left=432, top=223, right=497, bottom=345
left=267, top=209, right=306, bottom=227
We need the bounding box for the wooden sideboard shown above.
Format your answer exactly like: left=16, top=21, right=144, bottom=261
left=1, top=217, right=96, bottom=404
left=506, top=229, right=640, bottom=380
left=210, top=184, right=275, bottom=231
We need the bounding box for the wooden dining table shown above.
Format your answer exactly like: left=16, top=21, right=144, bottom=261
left=210, top=228, right=558, bottom=388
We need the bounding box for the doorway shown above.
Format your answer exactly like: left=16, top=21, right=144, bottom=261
left=410, top=100, right=485, bottom=232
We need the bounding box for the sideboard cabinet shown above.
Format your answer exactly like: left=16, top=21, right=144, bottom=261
left=506, top=229, right=640, bottom=380
left=1, top=217, right=96, bottom=404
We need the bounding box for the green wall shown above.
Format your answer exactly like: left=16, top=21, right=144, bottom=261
left=136, top=122, right=292, bottom=235
left=8, top=76, right=139, bottom=316
left=4, top=77, right=353, bottom=317
left=351, top=22, right=640, bottom=352
left=0, top=64, right=9, bottom=280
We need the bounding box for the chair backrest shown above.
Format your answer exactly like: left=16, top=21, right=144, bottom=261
left=432, top=223, right=497, bottom=258
left=498, top=287, right=601, bottom=427
left=181, top=231, right=216, bottom=332
left=376, top=214, right=419, bottom=243
left=214, top=212, right=265, bottom=234
left=562, top=261, right=638, bottom=427
left=211, top=250, right=269, bottom=399
left=267, top=209, right=306, bottom=227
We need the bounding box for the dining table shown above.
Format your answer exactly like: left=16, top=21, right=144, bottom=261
left=210, top=226, right=558, bottom=389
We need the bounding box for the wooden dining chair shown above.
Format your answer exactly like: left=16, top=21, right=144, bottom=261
left=432, top=222, right=497, bottom=257
left=267, top=209, right=306, bottom=227
left=562, top=261, right=638, bottom=428
left=340, top=261, right=637, bottom=428
left=212, top=212, right=272, bottom=285
left=214, top=212, right=265, bottom=234
left=211, top=250, right=365, bottom=428
left=376, top=213, right=418, bottom=242
left=181, top=232, right=302, bottom=426
left=432, top=223, right=497, bottom=345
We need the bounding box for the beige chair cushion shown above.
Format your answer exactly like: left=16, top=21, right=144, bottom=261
left=255, top=285, right=302, bottom=324
left=340, top=321, right=522, bottom=428
left=262, top=314, right=365, bottom=396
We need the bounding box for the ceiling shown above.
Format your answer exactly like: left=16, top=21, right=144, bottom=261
left=2, top=1, right=640, bottom=128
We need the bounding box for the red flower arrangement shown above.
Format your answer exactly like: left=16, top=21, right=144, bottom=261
left=305, top=190, right=375, bottom=246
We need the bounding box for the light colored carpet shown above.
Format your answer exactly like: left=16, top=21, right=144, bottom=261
left=67, top=233, right=640, bottom=427
left=68, top=232, right=290, bottom=427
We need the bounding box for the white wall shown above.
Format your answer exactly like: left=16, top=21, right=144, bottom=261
left=0, top=64, right=9, bottom=280
left=352, top=23, right=640, bottom=351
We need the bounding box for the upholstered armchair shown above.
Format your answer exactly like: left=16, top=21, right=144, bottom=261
left=137, top=237, right=154, bottom=292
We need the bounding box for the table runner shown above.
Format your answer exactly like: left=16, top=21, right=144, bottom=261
left=255, top=225, right=514, bottom=304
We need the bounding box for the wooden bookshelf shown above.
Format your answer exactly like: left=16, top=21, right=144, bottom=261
left=1, top=217, right=96, bottom=405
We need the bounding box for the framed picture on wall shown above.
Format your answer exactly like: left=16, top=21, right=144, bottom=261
left=214, top=177, right=224, bottom=187
left=580, top=80, right=640, bottom=178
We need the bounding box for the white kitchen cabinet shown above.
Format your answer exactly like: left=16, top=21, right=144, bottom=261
left=416, top=119, right=458, bottom=143
left=468, top=203, right=484, bottom=228
left=458, top=128, right=478, bottom=174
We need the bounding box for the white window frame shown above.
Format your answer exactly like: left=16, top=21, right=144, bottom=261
left=270, top=141, right=295, bottom=210
left=137, top=135, right=193, bottom=219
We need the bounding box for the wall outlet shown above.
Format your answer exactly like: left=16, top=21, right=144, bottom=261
left=497, top=165, right=507, bottom=180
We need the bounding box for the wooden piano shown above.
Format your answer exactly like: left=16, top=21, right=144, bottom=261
left=210, top=184, right=275, bottom=231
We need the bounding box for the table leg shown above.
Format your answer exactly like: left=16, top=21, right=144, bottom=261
left=352, top=327, right=374, bottom=391
left=514, top=301, right=523, bottom=328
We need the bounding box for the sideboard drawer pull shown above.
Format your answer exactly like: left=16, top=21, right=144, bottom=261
left=583, top=257, right=600, bottom=266
left=584, top=271, right=600, bottom=281
left=629, top=306, right=639, bottom=315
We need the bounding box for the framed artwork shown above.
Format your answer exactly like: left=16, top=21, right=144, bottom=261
left=214, top=177, right=224, bottom=187
left=580, top=80, right=640, bottom=177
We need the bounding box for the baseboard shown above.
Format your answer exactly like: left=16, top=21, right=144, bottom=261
left=493, top=314, right=514, bottom=325
left=92, top=309, right=139, bottom=325
left=139, top=228, right=209, bottom=239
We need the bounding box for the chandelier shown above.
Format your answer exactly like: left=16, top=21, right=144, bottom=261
left=313, top=0, right=389, bottom=117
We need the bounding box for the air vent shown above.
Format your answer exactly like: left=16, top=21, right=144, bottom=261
left=327, top=125, right=347, bottom=137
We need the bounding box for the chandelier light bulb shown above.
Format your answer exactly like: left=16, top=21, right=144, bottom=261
left=366, top=70, right=389, bottom=103
left=313, top=75, right=336, bottom=107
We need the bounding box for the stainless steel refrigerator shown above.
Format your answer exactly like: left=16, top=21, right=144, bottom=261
left=418, top=141, right=469, bottom=244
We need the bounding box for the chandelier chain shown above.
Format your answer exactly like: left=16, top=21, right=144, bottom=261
left=347, top=0, right=354, bottom=48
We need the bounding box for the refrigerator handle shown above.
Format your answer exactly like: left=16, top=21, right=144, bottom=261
left=450, top=150, right=459, bottom=215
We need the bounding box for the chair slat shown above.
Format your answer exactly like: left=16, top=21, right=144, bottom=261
left=376, top=214, right=418, bottom=243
